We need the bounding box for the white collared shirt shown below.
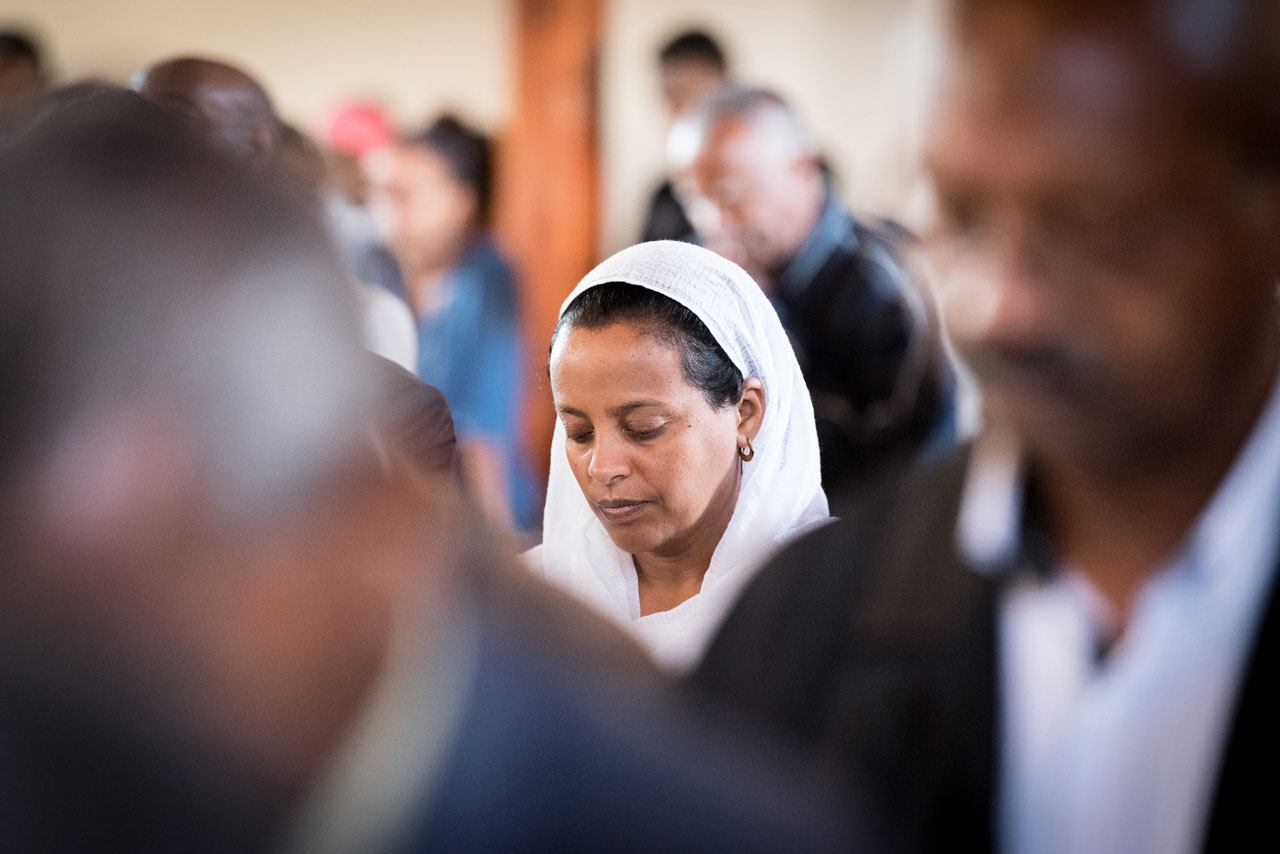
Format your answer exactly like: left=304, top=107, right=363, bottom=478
left=959, top=372, right=1280, bottom=854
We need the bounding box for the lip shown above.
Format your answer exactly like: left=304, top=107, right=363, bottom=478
left=595, top=499, right=650, bottom=524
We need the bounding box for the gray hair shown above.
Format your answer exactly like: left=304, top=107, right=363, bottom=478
left=698, top=86, right=818, bottom=159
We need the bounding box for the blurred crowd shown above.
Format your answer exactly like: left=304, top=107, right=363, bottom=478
left=2, top=0, right=1279, bottom=850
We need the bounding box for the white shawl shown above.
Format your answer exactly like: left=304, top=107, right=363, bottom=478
left=530, top=240, right=829, bottom=671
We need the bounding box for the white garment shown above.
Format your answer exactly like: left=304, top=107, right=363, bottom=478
left=958, top=371, right=1280, bottom=854
left=529, top=240, right=829, bottom=671
left=358, top=281, right=417, bottom=372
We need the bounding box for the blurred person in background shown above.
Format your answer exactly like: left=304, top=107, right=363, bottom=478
left=0, top=92, right=862, bottom=853
left=525, top=240, right=829, bottom=672
left=275, top=118, right=419, bottom=373
left=696, top=1, right=1280, bottom=851
left=367, top=115, right=536, bottom=535
left=0, top=30, right=46, bottom=142
left=318, top=100, right=408, bottom=302
left=692, top=87, right=957, bottom=511
left=133, top=55, right=278, bottom=167
left=640, top=28, right=731, bottom=244
left=134, top=55, right=418, bottom=372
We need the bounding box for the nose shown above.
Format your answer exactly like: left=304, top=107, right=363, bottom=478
left=586, top=431, right=630, bottom=485
left=713, top=198, right=746, bottom=232
left=938, top=221, right=1063, bottom=354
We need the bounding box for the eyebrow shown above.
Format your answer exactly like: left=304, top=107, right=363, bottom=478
left=557, top=400, right=668, bottom=419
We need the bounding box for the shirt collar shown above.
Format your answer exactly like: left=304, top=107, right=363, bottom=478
left=957, top=365, right=1280, bottom=588
left=1180, top=366, right=1280, bottom=586
left=776, top=187, right=855, bottom=302
left=278, top=607, right=478, bottom=854
left=956, top=428, right=1028, bottom=576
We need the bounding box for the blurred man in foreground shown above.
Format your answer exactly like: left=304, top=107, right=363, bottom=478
left=697, top=1, right=1280, bottom=851
left=692, top=87, right=957, bottom=507
left=0, top=91, right=856, bottom=852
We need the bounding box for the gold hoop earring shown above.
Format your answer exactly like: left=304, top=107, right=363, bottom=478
left=738, top=437, right=754, bottom=462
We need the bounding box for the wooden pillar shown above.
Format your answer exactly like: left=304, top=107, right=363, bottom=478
left=496, top=0, right=602, bottom=502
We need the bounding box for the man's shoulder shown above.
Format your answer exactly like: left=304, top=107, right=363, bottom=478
left=823, top=215, right=913, bottom=288
left=734, top=443, right=973, bottom=614
left=694, top=446, right=1001, bottom=851
left=793, top=215, right=918, bottom=346
left=696, top=447, right=978, bottom=727
left=417, top=622, right=856, bottom=852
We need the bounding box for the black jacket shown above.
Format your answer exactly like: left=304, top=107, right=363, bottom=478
left=695, top=446, right=1280, bottom=853
left=773, top=197, right=954, bottom=510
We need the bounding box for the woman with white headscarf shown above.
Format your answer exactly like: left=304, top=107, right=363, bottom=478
left=524, top=240, right=828, bottom=671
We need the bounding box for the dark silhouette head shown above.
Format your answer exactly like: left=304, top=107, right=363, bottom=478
left=0, top=30, right=46, bottom=127
left=657, top=29, right=729, bottom=115
left=133, top=56, right=279, bottom=166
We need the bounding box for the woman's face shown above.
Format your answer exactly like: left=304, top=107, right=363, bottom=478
left=367, top=144, right=477, bottom=277
left=550, top=321, right=748, bottom=564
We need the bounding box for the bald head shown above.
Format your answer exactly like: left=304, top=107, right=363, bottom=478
left=691, top=88, right=825, bottom=279
left=134, top=57, right=279, bottom=166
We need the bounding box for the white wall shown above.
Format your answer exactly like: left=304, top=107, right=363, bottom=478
left=599, top=0, right=943, bottom=254
left=2, top=0, right=941, bottom=253
left=0, top=0, right=512, bottom=134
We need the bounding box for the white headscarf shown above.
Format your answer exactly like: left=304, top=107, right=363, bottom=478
left=532, top=240, right=829, bottom=670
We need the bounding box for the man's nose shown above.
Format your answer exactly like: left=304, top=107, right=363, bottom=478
left=713, top=198, right=747, bottom=231
left=937, top=222, right=1063, bottom=352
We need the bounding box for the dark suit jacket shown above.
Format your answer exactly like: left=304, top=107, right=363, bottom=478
left=640, top=179, right=696, bottom=245
left=774, top=204, right=955, bottom=513
left=367, top=352, right=459, bottom=479
left=695, top=447, right=1280, bottom=853
left=408, top=615, right=866, bottom=853
left=0, top=658, right=283, bottom=852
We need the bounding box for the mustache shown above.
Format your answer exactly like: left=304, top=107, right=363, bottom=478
left=961, top=339, right=1111, bottom=400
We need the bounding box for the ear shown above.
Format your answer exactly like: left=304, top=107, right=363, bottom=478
left=249, top=122, right=278, bottom=169
left=735, top=377, right=766, bottom=444
left=457, top=183, right=483, bottom=232
left=792, top=151, right=822, bottom=182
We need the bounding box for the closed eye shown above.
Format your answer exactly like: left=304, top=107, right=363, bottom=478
left=566, top=429, right=594, bottom=444
left=626, top=425, right=666, bottom=441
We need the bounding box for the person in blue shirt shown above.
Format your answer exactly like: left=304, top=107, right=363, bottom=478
left=370, top=115, right=535, bottom=532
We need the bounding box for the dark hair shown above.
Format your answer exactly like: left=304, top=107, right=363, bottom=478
left=0, top=31, right=40, bottom=67
left=552, top=283, right=743, bottom=409
left=658, top=30, right=727, bottom=72
left=703, top=86, right=792, bottom=127
left=410, top=114, right=493, bottom=225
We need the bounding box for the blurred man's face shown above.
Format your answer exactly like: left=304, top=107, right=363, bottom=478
left=660, top=60, right=723, bottom=117
left=924, top=13, right=1280, bottom=471
left=0, top=55, right=43, bottom=118
left=692, top=115, right=821, bottom=279
left=368, top=144, right=477, bottom=279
